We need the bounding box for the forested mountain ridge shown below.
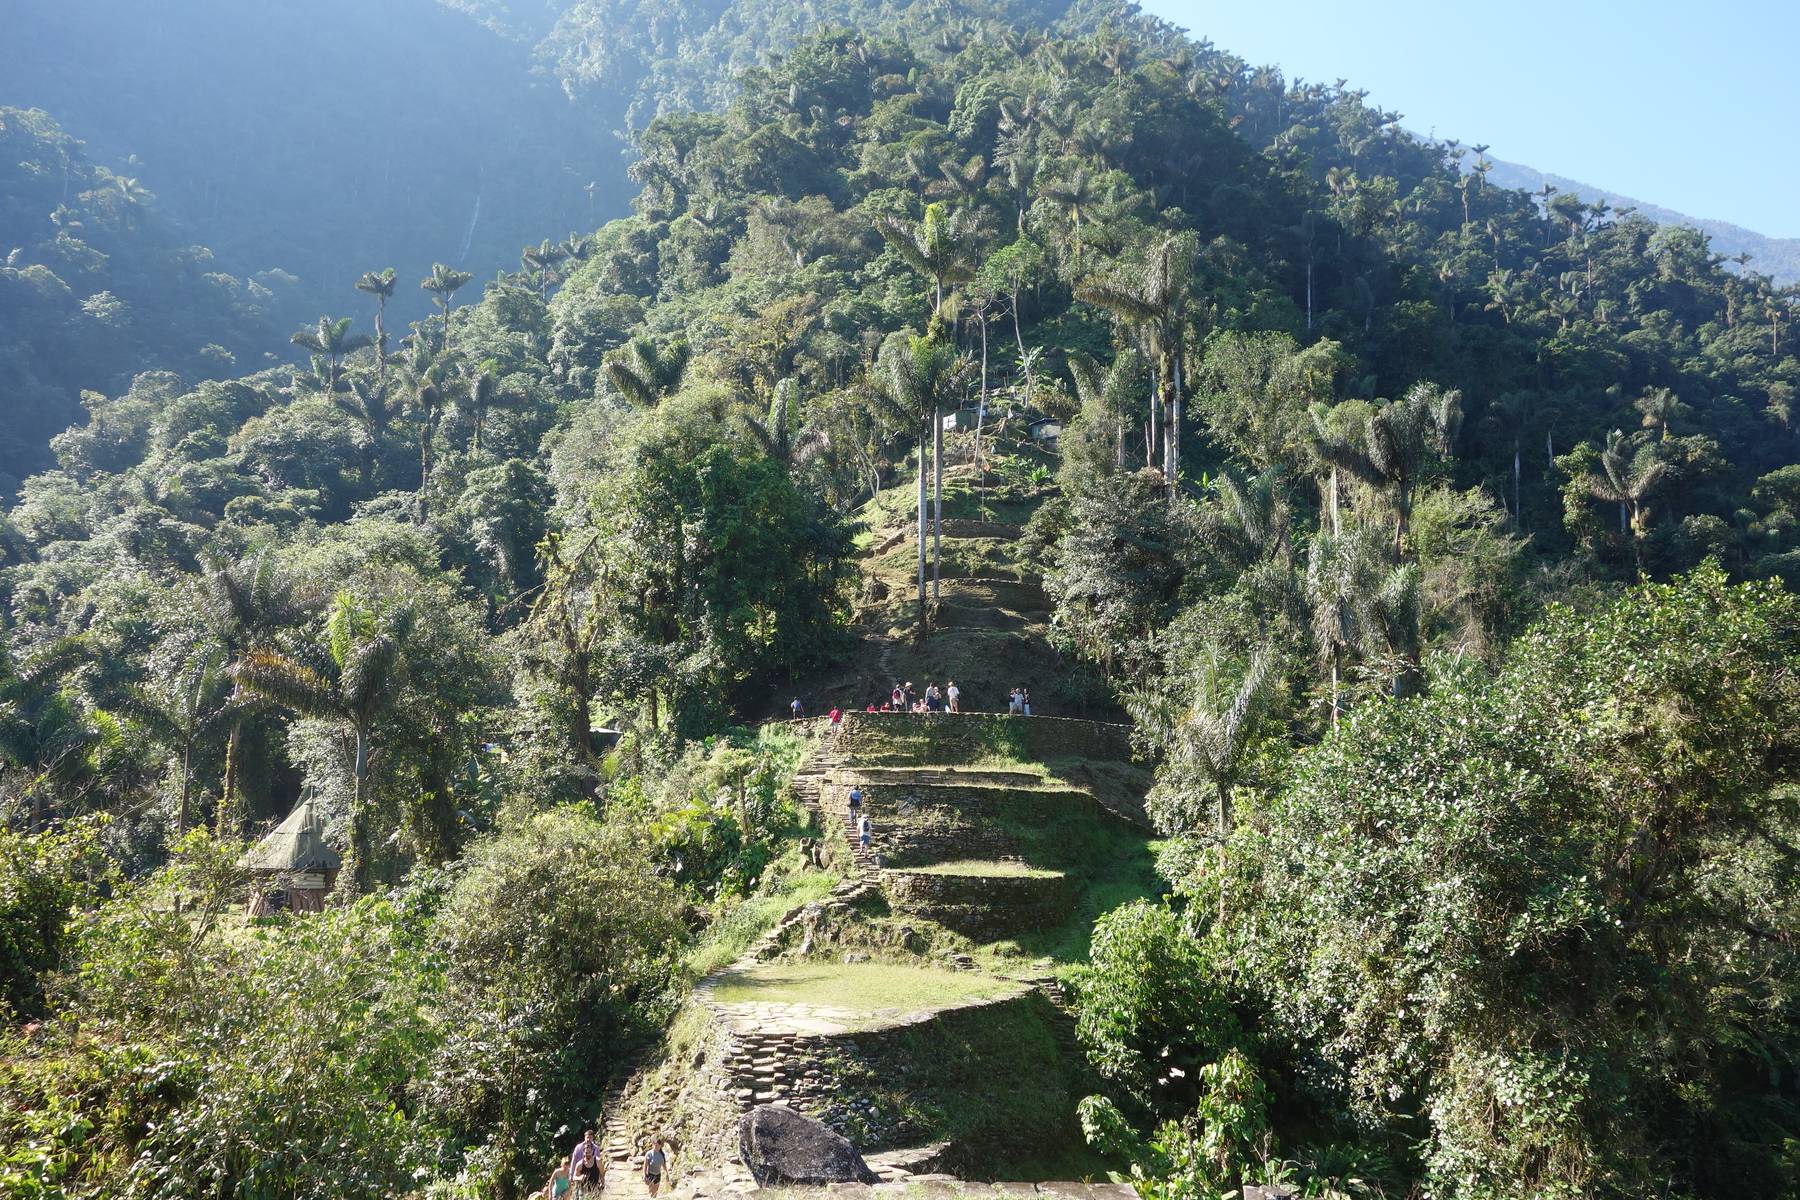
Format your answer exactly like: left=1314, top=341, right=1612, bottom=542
left=1, top=10, right=1798, bottom=1200
left=0, top=108, right=288, bottom=492
left=1466, top=150, right=1800, bottom=285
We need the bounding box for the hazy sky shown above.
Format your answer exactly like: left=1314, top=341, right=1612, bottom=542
left=1135, top=0, right=1800, bottom=238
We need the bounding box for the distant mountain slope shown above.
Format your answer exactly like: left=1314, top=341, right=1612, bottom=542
left=1474, top=155, right=1800, bottom=285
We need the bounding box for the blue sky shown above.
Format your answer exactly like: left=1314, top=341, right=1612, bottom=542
left=1134, top=1, right=1800, bottom=238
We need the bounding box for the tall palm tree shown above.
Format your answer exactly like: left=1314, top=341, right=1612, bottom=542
left=354, top=269, right=398, bottom=385
left=1359, top=383, right=1461, bottom=559
left=1077, top=233, right=1200, bottom=494
left=1358, top=560, right=1423, bottom=699
left=115, top=638, right=237, bottom=835
left=1581, top=429, right=1672, bottom=579
left=1633, top=386, right=1691, bottom=441
left=876, top=335, right=972, bottom=619
left=291, top=316, right=372, bottom=393
left=1133, top=649, right=1276, bottom=918
left=420, top=263, right=473, bottom=354
left=875, top=202, right=978, bottom=328
left=1306, top=528, right=1366, bottom=724
left=460, top=362, right=527, bottom=455
left=234, top=595, right=414, bottom=893
left=334, top=374, right=401, bottom=490
left=1489, top=391, right=1533, bottom=529
left=197, top=550, right=300, bottom=836
left=521, top=239, right=570, bottom=299
left=1068, top=347, right=1142, bottom=472
left=1041, top=168, right=1099, bottom=267
left=401, top=343, right=451, bottom=521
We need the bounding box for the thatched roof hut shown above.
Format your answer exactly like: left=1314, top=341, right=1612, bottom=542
left=242, top=797, right=341, bottom=914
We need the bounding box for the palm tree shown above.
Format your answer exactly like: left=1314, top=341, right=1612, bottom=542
left=291, top=316, right=372, bottom=393
left=233, top=594, right=414, bottom=893
left=1359, top=383, right=1462, bottom=559
left=334, top=374, right=401, bottom=490
left=1633, top=386, right=1691, bottom=441
left=197, top=550, right=300, bottom=836
left=1307, top=401, right=1370, bottom=538
left=1580, top=429, right=1672, bottom=579
left=1489, top=391, right=1533, bottom=529
left=460, top=361, right=527, bottom=455
left=401, top=343, right=451, bottom=521
left=1067, top=348, right=1142, bottom=473
left=1133, top=649, right=1276, bottom=918
left=354, top=269, right=398, bottom=385
left=1077, top=233, right=1200, bottom=494
left=603, top=337, right=690, bottom=406
left=521, top=239, right=570, bottom=299
left=115, top=637, right=237, bottom=834
left=420, top=263, right=473, bottom=353
left=876, top=335, right=972, bottom=619
left=1304, top=529, right=1352, bottom=725
left=1041, top=168, right=1099, bottom=267
left=875, top=202, right=978, bottom=329
left=1358, top=560, right=1423, bottom=699
left=740, top=378, right=828, bottom=467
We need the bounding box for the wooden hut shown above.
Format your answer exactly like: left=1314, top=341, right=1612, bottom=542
left=242, top=796, right=341, bottom=914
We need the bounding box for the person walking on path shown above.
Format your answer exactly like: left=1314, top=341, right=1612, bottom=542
left=544, top=1158, right=573, bottom=1200
left=947, top=680, right=960, bottom=713
left=643, top=1137, right=670, bottom=1197
left=891, top=682, right=904, bottom=708
left=858, top=812, right=873, bottom=854
left=790, top=697, right=804, bottom=720
left=829, top=705, right=843, bottom=733
left=1007, top=687, right=1022, bottom=715
left=847, top=783, right=863, bottom=825
left=569, top=1131, right=605, bottom=1197
left=903, top=681, right=916, bottom=709
left=1022, top=687, right=1032, bottom=716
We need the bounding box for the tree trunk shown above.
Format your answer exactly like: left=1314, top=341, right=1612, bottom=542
left=1512, top=442, right=1522, bottom=530
left=178, top=742, right=192, bottom=835
left=418, top=412, right=434, bottom=522
left=932, top=407, right=943, bottom=603
left=1168, top=354, right=1183, bottom=497
left=349, top=726, right=372, bottom=894
left=220, top=720, right=243, bottom=837
left=1328, top=465, right=1341, bottom=536
left=917, top=430, right=928, bottom=629
left=976, top=313, right=988, bottom=498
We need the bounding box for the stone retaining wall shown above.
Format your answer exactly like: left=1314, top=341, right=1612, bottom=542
left=836, top=712, right=1131, bottom=766
left=881, top=869, right=1074, bottom=939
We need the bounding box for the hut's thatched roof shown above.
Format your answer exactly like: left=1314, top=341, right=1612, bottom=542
left=241, top=797, right=341, bottom=872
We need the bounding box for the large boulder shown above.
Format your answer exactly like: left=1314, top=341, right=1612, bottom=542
left=737, top=1104, right=879, bottom=1187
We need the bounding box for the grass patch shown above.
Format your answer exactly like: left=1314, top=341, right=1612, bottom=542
left=899, top=860, right=1064, bottom=879
left=708, top=961, right=1021, bottom=1014
left=686, top=868, right=837, bottom=977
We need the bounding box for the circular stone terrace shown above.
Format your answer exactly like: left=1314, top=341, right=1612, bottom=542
left=695, top=961, right=1028, bottom=1036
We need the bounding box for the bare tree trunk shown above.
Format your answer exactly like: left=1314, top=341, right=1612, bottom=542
left=932, top=408, right=943, bottom=603
left=1168, top=355, right=1183, bottom=497
left=349, top=727, right=372, bottom=894
left=917, top=430, right=928, bottom=629
left=178, top=744, right=192, bottom=835
left=220, top=720, right=243, bottom=837
left=976, top=313, right=988, bottom=496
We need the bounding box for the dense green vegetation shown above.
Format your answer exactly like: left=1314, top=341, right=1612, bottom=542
left=3, top=6, right=1799, bottom=1198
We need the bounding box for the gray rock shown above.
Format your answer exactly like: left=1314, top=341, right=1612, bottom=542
left=737, top=1103, right=880, bottom=1187
left=1242, top=1187, right=1298, bottom=1200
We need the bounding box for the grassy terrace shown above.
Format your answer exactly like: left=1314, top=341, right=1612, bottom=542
left=707, top=961, right=1022, bottom=1014
left=897, top=860, right=1064, bottom=879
